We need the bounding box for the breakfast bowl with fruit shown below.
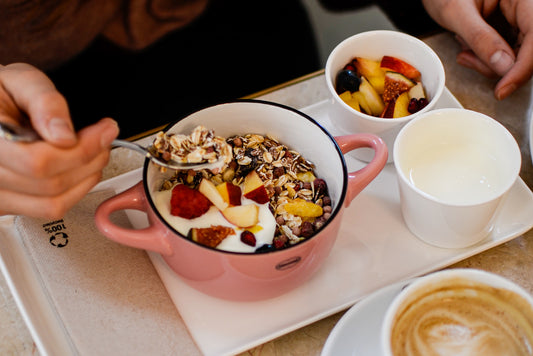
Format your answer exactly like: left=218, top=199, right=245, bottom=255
left=95, top=100, right=388, bottom=301
left=325, top=30, right=445, bottom=162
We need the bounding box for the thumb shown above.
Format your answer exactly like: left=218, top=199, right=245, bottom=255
left=34, top=115, right=77, bottom=147
left=452, top=13, right=515, bottom=76
left=23, top=81, right=78, bottom=147
left=466, top=34, right=515, bottom=77
left=0, top=63, right=77, bottom=147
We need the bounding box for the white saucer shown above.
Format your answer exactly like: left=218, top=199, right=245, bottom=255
left=321, top=279, right=414, bottom=356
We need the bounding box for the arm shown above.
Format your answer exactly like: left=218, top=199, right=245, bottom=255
left=0, top=0, right=208, bottom=70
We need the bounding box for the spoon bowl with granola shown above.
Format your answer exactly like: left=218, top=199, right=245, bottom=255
left=95, top=100, right=388, bottom=301
left=112, top=126, right=232, bottom=172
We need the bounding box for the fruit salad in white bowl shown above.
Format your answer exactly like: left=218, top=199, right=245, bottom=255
left=335, top=55, right=428, bottom=119
left=325, top=30, right=445, bottom=163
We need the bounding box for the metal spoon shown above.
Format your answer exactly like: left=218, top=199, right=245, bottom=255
left=111, top=139, right=225, bottom=171
left=0, top=121, right=225, bottom=171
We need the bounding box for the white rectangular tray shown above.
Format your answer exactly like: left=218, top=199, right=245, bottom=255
left=2, top=88, right=533, bottom=356
left=120, top=89, right=533, bottom=355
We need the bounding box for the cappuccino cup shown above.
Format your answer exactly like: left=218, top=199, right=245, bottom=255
left=381, top=269, right=533, bottom=356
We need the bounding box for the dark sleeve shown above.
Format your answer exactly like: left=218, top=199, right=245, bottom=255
left=317, top=0, right=374, bottom=12
left=317, top=0, right=443, bottom=37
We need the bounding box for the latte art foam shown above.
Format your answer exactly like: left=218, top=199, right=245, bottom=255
left=391, top=278, right=533, bottom=356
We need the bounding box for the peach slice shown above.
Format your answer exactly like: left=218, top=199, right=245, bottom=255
left=198, top=178, right=228, bottom=211
left=392, top=92, right=411, bottom=118
left=216, top=182, right=242, bottom=206
left=221, top=205, right=259, bottom=228
left=382, top=91, right=411, bottom=118
left=367, top=75, right=385, bottom=95
left=353, top=57, right=386, bottom=81
left=339, top=91, right=361, bottom=112
left=359, top=77, right=385, bottom=116
left=380, top=56, right=421, bottom=80
left=352, top=91, right=371, bottom=114
left=243, top=170, right=269, bottom=204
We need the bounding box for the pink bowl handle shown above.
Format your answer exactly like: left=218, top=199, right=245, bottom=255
left=94, top=181, right=173, bottom=256
left=335, top=134, right=388, bottom=207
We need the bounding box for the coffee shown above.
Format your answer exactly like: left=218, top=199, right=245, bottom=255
left=390, top=276, right=533, bottom=356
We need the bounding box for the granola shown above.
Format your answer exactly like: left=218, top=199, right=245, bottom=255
left=160, top=132, right=333, bottom=253
left=152, top=125, right=233, bottom=172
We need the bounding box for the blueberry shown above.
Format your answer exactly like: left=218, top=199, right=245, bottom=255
left=335, top=70, right=361, bottom=94
left=255, top=244, right=275, bottom=253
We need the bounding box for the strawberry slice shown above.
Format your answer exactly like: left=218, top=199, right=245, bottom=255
left=380, top=56, right=421, bottom=80
left=170, top=184, right=212, bottom=219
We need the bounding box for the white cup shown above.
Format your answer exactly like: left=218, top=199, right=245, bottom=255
left=381, top=268, right=533, bottom=356
left=325, top=30, right=445, bottom=163
left=393, top=108, right=521, bottom=248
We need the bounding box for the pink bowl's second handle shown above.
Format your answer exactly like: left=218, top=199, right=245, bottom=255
left=94, top=181, right=173, bottom=256
left=335, top=134, right=388, bottom=207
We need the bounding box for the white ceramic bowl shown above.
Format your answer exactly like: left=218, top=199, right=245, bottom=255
left=325, top=30, right=445, bottom=162
left=394, top=108, right=521, bottom=248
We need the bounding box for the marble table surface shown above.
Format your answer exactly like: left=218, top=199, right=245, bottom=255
left=2, top=31, right=533, bottom=355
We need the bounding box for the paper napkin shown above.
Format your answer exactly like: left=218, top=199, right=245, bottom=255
left=15, top=190, right=200, bottom=356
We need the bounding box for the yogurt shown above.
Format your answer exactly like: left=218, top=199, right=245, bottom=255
left=152, top=188, right=276, bottom=253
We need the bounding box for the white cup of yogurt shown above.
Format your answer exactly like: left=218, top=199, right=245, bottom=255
left=393, top=108, right=521, bottom=248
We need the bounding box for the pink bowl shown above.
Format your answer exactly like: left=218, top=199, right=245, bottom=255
left=95, top=100, right=387, bottom=301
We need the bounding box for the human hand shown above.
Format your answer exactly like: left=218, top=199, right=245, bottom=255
left=0, top=63, right=119, bottom=218
left=422, top=0, right=533, bottom=100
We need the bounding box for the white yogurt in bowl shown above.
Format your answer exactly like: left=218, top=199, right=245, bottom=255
left=153, top=188, right=276, bottom=253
